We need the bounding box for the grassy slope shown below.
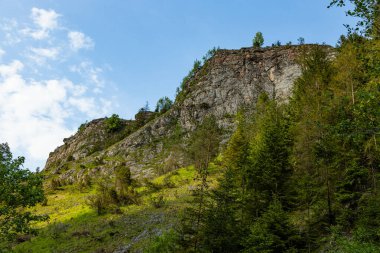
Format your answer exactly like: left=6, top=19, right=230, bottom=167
left=12, top=166, right=219, bottom=253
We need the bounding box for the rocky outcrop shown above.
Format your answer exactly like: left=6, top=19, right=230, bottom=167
left=44, top=45, right=329, bottom=183
left=44, top=118, right=133, bottom=174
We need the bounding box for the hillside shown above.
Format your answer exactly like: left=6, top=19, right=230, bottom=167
left=43, top=45, right=308, bottom=185
left=6, top=35, right=380, bottom=252
left=5, top=44, right=311, bottom=253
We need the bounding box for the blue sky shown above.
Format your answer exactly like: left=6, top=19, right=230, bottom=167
left=0, top=0, right=355, bottom=170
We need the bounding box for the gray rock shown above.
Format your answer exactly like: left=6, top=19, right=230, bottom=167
left=43, top=45, right=333, bottom=183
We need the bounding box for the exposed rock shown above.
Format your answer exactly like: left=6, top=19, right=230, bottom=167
left=43, top=45, right=332, bottom=183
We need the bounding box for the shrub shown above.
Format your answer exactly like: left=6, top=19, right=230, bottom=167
left=104, top=114, right=123, bottom=133
left=48, top=178, right=62, bottom=191
left=49, top=222, right=70, bottom=239
left=144, top=179, right=163, bottom=192
left=78, top=121, right=88, bottom=132
left=163, top=176, right=176, bottom=188
left=144, top=229, right=181, bottom=253
left=150, top=195, right=165, bottom=208
left=87, top=180, right=119, bottom=215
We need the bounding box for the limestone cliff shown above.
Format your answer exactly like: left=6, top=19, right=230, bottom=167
left=44, top=45, right=323, bottom=184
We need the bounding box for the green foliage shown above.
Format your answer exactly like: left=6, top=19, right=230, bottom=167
left=297, top=37, right=305, bottom=45
left=175, top=47, right=219, bottom=102
left=176, top=35, right=380, bottom=252
left=187, top=116, right=221, bottom=171
left=155, top=96, right=173, bottom=114
left=149, top=195, right=165, bottom=208
left=243, top=199, right=302, bottom=253
left=105, top=114, right=123, bottom=133
left=328, top=0, right=380, bottom=38
left=78, top=121, right=88, bottom=132
left=272, top=40, right=282, bottom=47
left=253, top=31, right=264, bottom=47
left=144, top=229, right=181, bottom=253
left=181, top=116, right=222, bottom=251
left=88, top=180, right=116, bottom=215
left=87, top=177, right=138, bottom=215
left=0, top=143, right=48, bottom=242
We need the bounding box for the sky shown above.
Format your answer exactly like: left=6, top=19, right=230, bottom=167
left=0, top=0, right=356, bottom=170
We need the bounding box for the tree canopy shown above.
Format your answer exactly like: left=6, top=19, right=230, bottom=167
left=0, top=143, right=47, bottom=242
left=253, top=32, right=264, bottom=48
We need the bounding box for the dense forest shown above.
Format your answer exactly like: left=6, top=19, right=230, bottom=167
left=146, top=1, right=380, bottom=252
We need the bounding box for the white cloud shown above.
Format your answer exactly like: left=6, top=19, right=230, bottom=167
left=0, top=8, right=113, bottom=169
left=28, top=47, right=60, bottom=64
left=22, top=8, right=60, bottom=40
left=31, top=7, right=60, bottom=30
left=31, top=47, right=59, bottom=59
left=68, top=31, right=94, bottom=51
left=0, top=60, right=23, bottom=77
left=0, top=19, right=21, bottom=45
left=0, top=60, right=110, bottom=162
left=0, top=48, right=6, bottom=59
left=70, top=61, right=104, bottom=92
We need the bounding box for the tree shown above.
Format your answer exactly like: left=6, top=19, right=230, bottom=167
left=297, top=37, right=305, bottom=45
left=155, top=96, right=173, bottom=113
left=0, top=143, right=47, bottom=242
left=183, top=116, right=221, bottom=251
left=243, top=199, right=303, bottom=253
left=115, top=164, right=132, bottom=193
left=253, top=32, right=264, bottom=48
left=328, top=0, right=380, bottom=38
left=105, top=114, right=123, bottom=132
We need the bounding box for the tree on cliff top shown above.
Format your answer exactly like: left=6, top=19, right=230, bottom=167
left=253, top=32, right=264, bottom=48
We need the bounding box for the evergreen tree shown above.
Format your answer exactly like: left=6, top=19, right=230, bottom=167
left=253, top=32, right=264, bottom=48
left=181, top=116, right=221, bottom=251
left=243, top=199, right=302, bottom=253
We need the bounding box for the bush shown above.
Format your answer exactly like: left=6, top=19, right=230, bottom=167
left=144, top=229, right=181, bottom=253
left=88, top=175, right=139, bottom=215
left=163, top=176, right=176, bottom=188
left=49, top=222, right=70, bottom=239
left=144, top=179, right=163, bottom=192
left=48, top=178, right=62, bottom=191
left=87, top=180, right=119, bottom=215
left=104, top=114, right=123, bottom=133
left=149, top=195, right=166, bottom=208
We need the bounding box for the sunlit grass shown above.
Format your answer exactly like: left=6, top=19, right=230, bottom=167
left=13, top=165, right=210, bottom=252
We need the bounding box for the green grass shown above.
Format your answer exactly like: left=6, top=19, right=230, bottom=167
left=12, top=166, right=205, bottom=253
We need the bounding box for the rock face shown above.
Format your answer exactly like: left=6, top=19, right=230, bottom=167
left=44, top=45, right=316, bottom=183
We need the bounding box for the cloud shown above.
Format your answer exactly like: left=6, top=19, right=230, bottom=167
left=0, top=19, right=21, bottom=45
left=0, top=60, right=23, bottom=77
left=22, top=7, right=60, bottom=40
left=31, top=7, right=60, bottom=30
left=0, top=7, right=113, bottom=169
left=0, top=48, right=5, bottom=59
left=70, top=61, right=104, bottom=92
left=28, top=47, right=60, bottom=64
left=31, top=47, right=59, bottom=59
left=68, top=31, right=94, bottom=51
left=0, top=60, right=109, bottom=162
